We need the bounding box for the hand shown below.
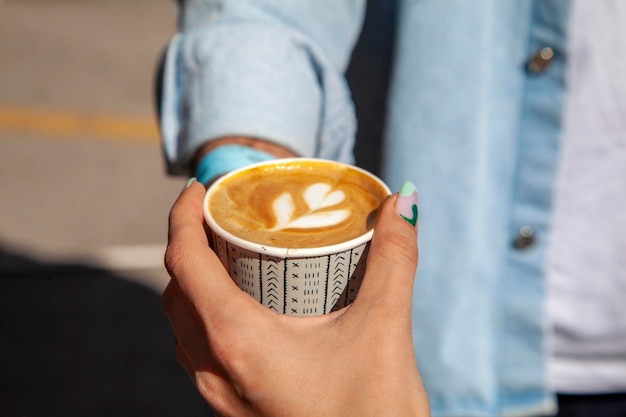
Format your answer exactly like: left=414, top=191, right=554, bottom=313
left=162, top=180, right=429, bottom=417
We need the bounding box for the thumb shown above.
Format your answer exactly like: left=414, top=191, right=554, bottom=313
left=353, top=181, right=419, bottom=314
left=164, top=178, right=251, bottom=321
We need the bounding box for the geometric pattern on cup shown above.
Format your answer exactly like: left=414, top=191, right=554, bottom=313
left=209, top=230, right=370, bottom=316
left=331, top=243, right=368, bottom=312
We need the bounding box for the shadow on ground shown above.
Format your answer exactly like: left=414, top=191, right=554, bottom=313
left=0, top=247, right=213, bottom=417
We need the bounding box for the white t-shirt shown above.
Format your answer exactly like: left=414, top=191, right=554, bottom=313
left=547, top=0, right=626, bottom=393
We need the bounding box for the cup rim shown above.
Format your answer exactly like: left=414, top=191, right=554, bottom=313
left=202, top=158, right=390, bottom=258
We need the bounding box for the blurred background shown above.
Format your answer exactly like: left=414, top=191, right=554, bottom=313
left=0, top=0, right=213, bottom=415
left=0, top=0, right=394, bottom=415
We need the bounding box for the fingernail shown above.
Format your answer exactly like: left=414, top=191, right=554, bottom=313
left=184, top=177, right=197, bottom=189
left=396, top=181, right=418, bottom=227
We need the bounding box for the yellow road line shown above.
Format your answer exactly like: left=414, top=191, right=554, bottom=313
left=0, top=106, right=160, bottom=143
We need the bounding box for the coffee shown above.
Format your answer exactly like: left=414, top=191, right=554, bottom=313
left=206, top=159, right=389, bottom=248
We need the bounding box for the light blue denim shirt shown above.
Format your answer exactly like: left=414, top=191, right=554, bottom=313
left=160, top=1, right=571, bottom=416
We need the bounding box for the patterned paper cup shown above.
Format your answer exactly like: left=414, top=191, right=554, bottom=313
left=203, top=158, right=390, bottom=316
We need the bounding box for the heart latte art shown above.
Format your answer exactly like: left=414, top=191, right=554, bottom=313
left=207, top=160, right=389, bottom=248
left=271, top=183, right=349, bottom=231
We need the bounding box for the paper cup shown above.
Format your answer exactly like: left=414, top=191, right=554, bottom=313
left=203, top=158, right=390, bottom=316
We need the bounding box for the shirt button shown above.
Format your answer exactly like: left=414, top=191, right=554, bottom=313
left=526, top=47, right=554, bottom=74
left=513, top=225, right=535, bottom=249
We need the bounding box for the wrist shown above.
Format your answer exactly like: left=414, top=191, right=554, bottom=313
left=194, top=144, right=277, bottom=185
left=192, top=137, right=297, bottom=185
left=193, top=137, right=296, bottom=166
left=192, top=136, right=296, bottom=185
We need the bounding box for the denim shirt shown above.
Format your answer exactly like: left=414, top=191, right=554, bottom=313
left=160, top=1, right=571, bottom=416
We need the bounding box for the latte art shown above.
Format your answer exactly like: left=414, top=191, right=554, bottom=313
left=271, top=183, right=349, bottom=231
left=206, top=159, right=389, bottom=248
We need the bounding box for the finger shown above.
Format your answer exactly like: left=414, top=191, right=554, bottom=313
left=176, top=339, right=249, bottom=417
left=165, top=280, right=251, bottom=415
left=354, top=181, right=419, bottom=315
left=164, top=179, right=250, bottom=319
left=162, top=279, right=216, bottom=369
left=175, top=340, right=195, bottom=380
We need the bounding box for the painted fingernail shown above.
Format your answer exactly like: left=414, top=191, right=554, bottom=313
left=184, top=177, right=197, bottom=189
left=396, top=181, right=418, bottom=227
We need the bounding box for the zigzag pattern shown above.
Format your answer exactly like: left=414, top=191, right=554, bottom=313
left=327, top=253, right=347, bottom=313
left=264, top=256, right=282, bottom=313
left=346, top=244, right=368, bottom=305
left=211, top=239, right=372, bottom=316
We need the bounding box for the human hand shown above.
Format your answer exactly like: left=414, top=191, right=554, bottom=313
left=162, top=179, right=429, bottom=417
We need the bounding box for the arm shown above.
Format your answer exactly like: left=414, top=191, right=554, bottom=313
left=159, top=1, right=367, bottom=181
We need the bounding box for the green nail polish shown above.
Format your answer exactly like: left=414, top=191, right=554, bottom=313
left=396, top=181, right=419, bottom=227
left=185, top=177, right=197, bottom=189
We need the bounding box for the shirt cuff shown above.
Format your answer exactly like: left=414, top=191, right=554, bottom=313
left=160, top=22, right=322, bottom=175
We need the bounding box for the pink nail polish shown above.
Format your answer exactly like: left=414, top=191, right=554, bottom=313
left=396, top=181, right=418, bottom=227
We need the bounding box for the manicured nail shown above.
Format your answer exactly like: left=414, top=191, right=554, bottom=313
left=184, top=177, right=197, bottom=189
left=396, top=181, right=418, bottom=227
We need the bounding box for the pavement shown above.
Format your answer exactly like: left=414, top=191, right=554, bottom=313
left=0, top=1, right=213, bottom=415
left=0, top=1, right=394, bottom=415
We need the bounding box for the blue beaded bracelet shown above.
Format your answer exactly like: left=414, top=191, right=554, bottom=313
left=194, top=144, right=276, bottom=185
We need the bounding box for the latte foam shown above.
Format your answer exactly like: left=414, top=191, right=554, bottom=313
left=206, top=160, right=389, bottom=248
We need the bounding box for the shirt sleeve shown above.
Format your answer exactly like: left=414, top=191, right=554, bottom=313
left=159, top=0, right=366, bottom=175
